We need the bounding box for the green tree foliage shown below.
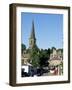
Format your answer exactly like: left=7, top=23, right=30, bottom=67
left=21, top=44, right=26, bottom=53
left=31, top=52, right=40, bottom=67
left=47, top=48, right=51, bottom=57
left=29, top=47, right=51, bottom=68
left=29, top=45, right=40, bottom=67
left=50, top=47, right=56, bottom=53
left=39, top=49, right=50, bottom=67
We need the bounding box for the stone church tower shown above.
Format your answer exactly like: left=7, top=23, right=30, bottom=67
left=29, top=21, right=36, bottom=49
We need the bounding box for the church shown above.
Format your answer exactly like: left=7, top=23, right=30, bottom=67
left=21, top=21, right=38, bottom=75
left=21, top=21, right=37, bottom=65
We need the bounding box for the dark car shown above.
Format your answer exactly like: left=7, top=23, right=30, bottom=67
left=21, top=69, right=30, bottom=77
left=37, top=68, right=49, bottom=76
left=37, top=68, right=44, bottom=76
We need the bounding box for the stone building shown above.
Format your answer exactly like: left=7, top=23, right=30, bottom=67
left=21, top=51, right=30, bottom=65
left=50, top=48, right=63, bottom=60
left=48, top=48, right=63, bottom=75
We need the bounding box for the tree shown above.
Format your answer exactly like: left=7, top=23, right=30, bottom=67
left=21, top=44, right=26, bottom=53
left=39, top=49, right=49, bottom=67
left=31, top=52, right=40, bottom=67
left=50, top=47, right=56, bottom=53
left=29, top=45, right=40, bottom=67
left=47, top=48, right=51, bottom=58
left=52, top=47, right=56, bottom=50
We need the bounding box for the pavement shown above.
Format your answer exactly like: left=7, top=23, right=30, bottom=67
left=42, top=72, right=55, bottom=76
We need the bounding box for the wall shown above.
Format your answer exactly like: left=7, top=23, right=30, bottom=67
left=0, top=0, right=72, bottom=90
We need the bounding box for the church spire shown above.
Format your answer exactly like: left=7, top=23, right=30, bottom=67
left=29, top=21, right=36, bottom=49
left=30, top=20, right=36, bottom=39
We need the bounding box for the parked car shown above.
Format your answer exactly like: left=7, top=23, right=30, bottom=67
left=21, top=69, right=30, bottom=77
left=37, top=68, right=48, bottom=76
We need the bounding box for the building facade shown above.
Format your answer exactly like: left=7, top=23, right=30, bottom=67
left=48, top=48, right=63, bottom=75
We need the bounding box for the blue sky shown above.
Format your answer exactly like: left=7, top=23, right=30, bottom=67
left=21, top=12, right=63, bottom=49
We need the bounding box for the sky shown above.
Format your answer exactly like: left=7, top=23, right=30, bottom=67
left=21, top=12, right=63, bottom=49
